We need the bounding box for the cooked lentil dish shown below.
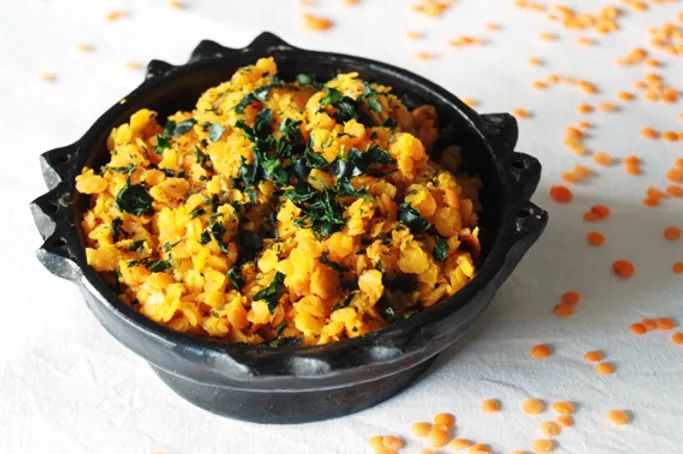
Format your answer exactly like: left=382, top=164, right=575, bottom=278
left=75, top=57, right=481, bottom=346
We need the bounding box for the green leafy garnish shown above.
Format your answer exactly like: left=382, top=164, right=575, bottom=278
left=147, top=259, right=172, bottom=272
left=127, top=240, right=145, bottom=252
left=190, top=207, right=206, bottom=218
left=253, top=271, right=286, bottom=314
left=173, top=119, right=196, bottom=136
left=227, top=266, right=244, bottom=290
left=234, top=84, right=274, bottom=114
left=397, top=203, right=431, bottom=233
left=274, top=321, right=288, bottom=337
left=110, top=217, right=124, bottom=242
left=434, top=236, right=449, bottom=262
left=296, top=73, right=313, bottom=85
left=208, top=123, right=225, bottom=142
left=362, top=81, right=383, bottom=113
left=115, top=180, right=154, bottom=216
left=162, top=240, right=181, bottom=253
left=318, top=254, right=348, bottom=273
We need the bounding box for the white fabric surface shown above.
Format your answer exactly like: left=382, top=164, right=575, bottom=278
left=1, top=1, right=682, bottom=453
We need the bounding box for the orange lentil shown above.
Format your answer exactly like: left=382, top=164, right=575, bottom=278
left=422, top=450, right=437, bottom=454
left=463, top=97, right=478, bottom=108
left=656, top=317, right=676, bottom=330
left=40, top=73, right=56, bottom=83
left=511, top=451, right=530, bottom=454
left=302, top=14, right=333, bottom=31
left=468, top=443, right=490, bottom=453
left=647, top=187, right=666, bottom=200
left=630, top=323, right=647, bottom=335
left=412, top=421, right=432, bottom=437
left=557, top=415, right=574, bottom=427
left=539, top=32, right=557, bottom=41
left=406, top=31, right=423, bottom=39
left=481, top=398, right=501, bottom=413
left=643, top=197, right=659, bottom=207
left=532, top=438, right=555, bottom=453
left=577, top=36, right=595, bottom=46
left=642, top=318, right=656, bottom=331
left=449, top=438, right=475, bottom=450
left=487, top=23, right=501, bottom=31
left=513, top=108, right=532, bottom=118
left=342, top=0, right=359, bottom=5
left=640, top=127, right=660, bottom=139
left=382, top=435, right=405, bottom=451
left=552, top=401, right=575, bottom=415
left=434, top=412, right=455, bottom=428
left=550, top=185, right=573, bottom=203
left=561, top=291, right=581, bottom=305
left=598, top=102, right=618, bottom=112
left=553, top=303, right=574, bottom=318
left=668, top=185, right=683, bottom=197
left=529, top=57, right=544, bottom=66
left=586, top=231, right=605, bottom=246
left=617, top=91, right=635, bottom=101
left=169, top=0, right=185, bottom=8
left=664, top=226, right=681, bottom=241
left=125, top=61, right=143, bottom=71
left=667, top=168, right=683, bottom=183
left=623, top=156, right=640, bottom=166
left=596, top=362, right=615, bottom=375
left=676, top=158, right=683, bottom=168
left=532, top=80, right=548, bottom=90
left=577, top=103, right=594, bottom=114
left=612, top=260, right=635, bottom=278
left=672, top=332, right=683, bottom=344
left=663, top=131, right=680, bottom=141
left=607, top=409, right=631, bottom=425
left=645, top=59, right=660, bottom=67
left=674, top=262, right=683, bottom=274
left=523, top=399, right=546, bottom=415
left=369, top=435, right=384, bottom=449
left=584, top=350, right=603, bottom=362
left=106, top=10, right=127, bottom=22
left=579, top=81, right=599, bottom=94
left=578, top=120, right=593, bottom=129
left=530, top=343, right=553, bottom=359
left=592, top=205, right=610, bottom=217
left=416, top=52, right=436, bottom=60
left=76, top=43, right=94, bottom=53
left=428, top=425, right=450, bottom=448
left=625, top=163, right=641, bottom=176
left=593, top=152, right=613, bottom=166
left=540, top=421, right=562, bottom=436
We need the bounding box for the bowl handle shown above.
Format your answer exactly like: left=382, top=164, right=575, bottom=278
left=30, top=188, right=82, bottom=282
left=479, top=113, right=518, bottom=161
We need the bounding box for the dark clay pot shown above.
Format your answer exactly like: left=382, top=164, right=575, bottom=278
left=30, top=33, right=547, bottom=424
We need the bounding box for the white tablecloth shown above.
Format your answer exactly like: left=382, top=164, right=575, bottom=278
left=2, top=1, right=682, bottom=452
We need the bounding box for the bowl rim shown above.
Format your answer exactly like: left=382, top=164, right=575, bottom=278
left=31, top=32, right=547, bottom=383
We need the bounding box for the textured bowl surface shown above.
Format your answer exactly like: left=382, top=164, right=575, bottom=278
left=30, top=32, right=547, bottom=423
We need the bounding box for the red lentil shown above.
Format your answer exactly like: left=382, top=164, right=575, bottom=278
left=550, top=186, right=573, bottom=203
left=523, top=399, right=546, bottom=415
left=596, top=362, right=615, bottom=375
left=586, top=231, right=605, bottom=246
left=663, top=226, right=681, bottom=241
left=612, top=260, right=635, bottom=278
left=531, top=343, right=553, bottom=359
left=584, top=350, right=603, bottom=362
left=481, top=399, right=501, bottom=413
left=607, top=409, right=631, bottom=425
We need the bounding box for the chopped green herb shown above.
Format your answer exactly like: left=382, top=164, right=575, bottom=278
left=110, top=217, right=124, bottom=242
left=190, top=207, right=206, bottom=218
left=253, top=271, right=286, bottom=314
left=115, top=180, right=154, bottom=216
left=398, top=203, right=431, bottom=233
left=434, top=236, right=449, bottom=261
left=362, top=81, right=383, bottom=113
left=296, top=73, right=313, bottom=85
left=173, top=119, right=196, bottom=137
left=274, top=321, right=288, bottom=337
left=147, top=259, right=172, bottom=272
left=208, top=123, right=225, bottom=142
left=318, top=254, right=348, bottom=273
left=127, top=240, right=145, bottom=252
left=320, top=87, right=344, bottom=106
left=227, top=266, right=244, bottom=290
left=163, top=240, right=181, bottom=253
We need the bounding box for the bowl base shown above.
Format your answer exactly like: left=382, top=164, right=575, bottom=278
left=151, top=357, right=435, bottom=424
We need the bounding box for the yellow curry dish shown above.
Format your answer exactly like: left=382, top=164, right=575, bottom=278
left=75, top=57, right=481, bottom=346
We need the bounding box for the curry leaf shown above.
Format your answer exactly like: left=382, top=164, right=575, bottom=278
left=253, top=271, right=286, bottom=314
left=397, top=203, right=431, bottom=233
left=115, top=181, right=154, bottom=216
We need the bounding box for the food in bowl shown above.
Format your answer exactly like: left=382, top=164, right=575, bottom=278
left=75, top=57, right=481, bottom=346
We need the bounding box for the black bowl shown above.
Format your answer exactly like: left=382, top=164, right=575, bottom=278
left=30, top=32, right=547, bottom=424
